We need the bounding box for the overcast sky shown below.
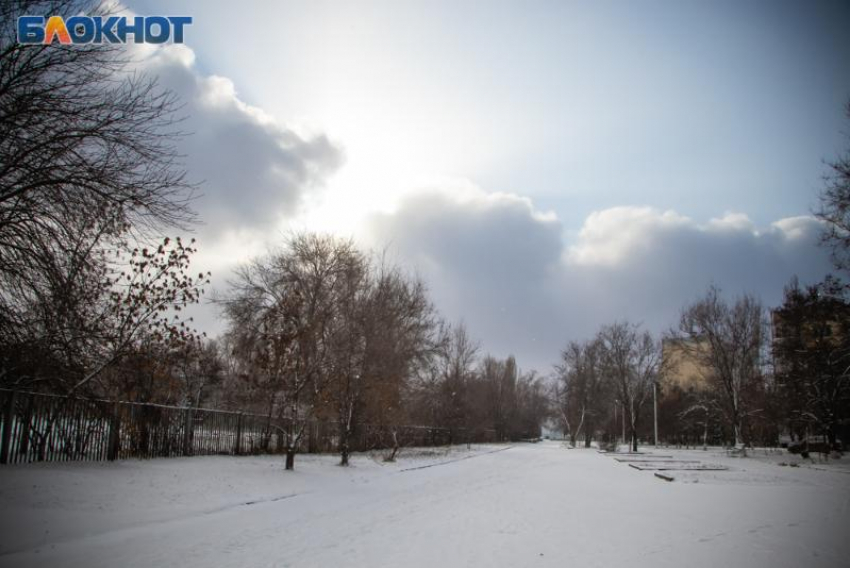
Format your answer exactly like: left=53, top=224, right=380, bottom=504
left=127, top=0, right=850, bottom=372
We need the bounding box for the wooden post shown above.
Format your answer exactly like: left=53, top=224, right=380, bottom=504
left=234, top=413, right=243, bottom=455
left=182, top=408, right=194, bottom=456
left=1, top=391, right=17, bottom=465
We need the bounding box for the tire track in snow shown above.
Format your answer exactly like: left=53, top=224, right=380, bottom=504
left=206, top=491, right=304, bottom=514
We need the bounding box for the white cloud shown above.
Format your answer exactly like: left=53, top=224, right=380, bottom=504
left=367, top=182, right=563, bottom=284
left=568, top=207, right=692, bottom=266
left=365, top=193, right=834, bottom=371
left=707, top=212, right=756, bottom=233
left=133, top=43, right=343, bottom=244
left=770, top=216, right=823, bottom=241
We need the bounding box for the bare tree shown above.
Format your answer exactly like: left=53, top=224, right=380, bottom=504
left=319, top=244, right=369, bottom=466
left=0, top=1, right=195, bottom=235
left=676, top=391, right=721, bottom=450
left=513, top=370, right=549, bottom=440
left=356, top=262, right=437, bottom=462
left=555, top=339, right=606, bottom=447
left=480, top=355, right=517, bottom=442
left=436, top=323, right=479, bottom=444
left=322, top=248, right=437, bottom=466
left=0, top=233, right=208, bottom=396
left=773, top=278, right=850, bottom=450
left=598, top=322, right=659, bottom=452
left=173, top=339, right=226, bottom=409
left=0, top=1, right=200, bottom=393
left=816, top=100, right=850, bottom=273
left=677, top=287, right=765, bottom=449
left=550, top=378, right=572, bottom=443
left=223, top=234, right=361, bottom=470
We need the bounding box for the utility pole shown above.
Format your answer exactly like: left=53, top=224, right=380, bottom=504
left=621, top=401, right=625, bottom=448
left=614, top=401, right=618, bottom=444
left=653, top=381, right=659, bottom=447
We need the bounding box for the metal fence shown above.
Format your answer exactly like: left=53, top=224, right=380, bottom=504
left=0, top=389, right=492, bottom=465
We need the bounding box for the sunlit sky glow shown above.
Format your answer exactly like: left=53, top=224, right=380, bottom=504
left=128, top=0, right=850, bottom=371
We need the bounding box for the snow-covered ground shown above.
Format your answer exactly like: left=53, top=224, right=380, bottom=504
left=0, top=441, right=848, bottom=567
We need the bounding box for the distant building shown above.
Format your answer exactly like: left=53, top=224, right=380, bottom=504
left=660, top=338, right=713, bottom=392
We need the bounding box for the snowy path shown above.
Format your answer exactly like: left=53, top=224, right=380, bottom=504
left=1, top=442, right=848, bottom=567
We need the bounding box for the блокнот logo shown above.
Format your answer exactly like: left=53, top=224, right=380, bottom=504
left=17, top=15, right=192, bottom=44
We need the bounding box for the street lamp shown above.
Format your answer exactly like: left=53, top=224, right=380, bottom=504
left=613, top=400, right=618, bottom=446
left=615, top=399, right=625, bottom=448
left=621, top=401, right=625, bottom=448
left=653, top=380, right=659, bottom=448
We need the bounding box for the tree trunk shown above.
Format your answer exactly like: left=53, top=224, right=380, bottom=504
left=386, top=428, right=400, bottom=462
left=573, top=406, right=586, bottom=448
left=733, top=420, right=743, bottom=448
left=339, top=423, right=351, bottom=466
left=285, top=448, right=295, bottom=470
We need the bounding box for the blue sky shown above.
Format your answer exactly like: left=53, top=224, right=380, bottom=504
left=127, top=0, right=850, bottom=371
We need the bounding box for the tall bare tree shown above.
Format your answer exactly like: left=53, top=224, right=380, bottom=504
left=324, top=254, right=369, bottom=466
left=555, top=338, right=606, bottom=447
left=773, top=278, right=850, bottom=450
left=514, top=370, right=549, bottom=440
left=353, top=262, right=437, bottom=462
left=677, top=287, right=765, bottom=448
left=480, top=355, right=517, bottom=442
left=0, top=0, right=200, bottom=393
left=436, top=323, right=479, bottom=444
left=224, top=234, right=362, bottom=470
left=598, top=322, right=659, bottom=452
left=816, top=100, right=850, bottom=273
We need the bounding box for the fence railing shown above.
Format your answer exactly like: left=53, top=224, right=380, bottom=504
left=0, top=389, right=494, bottom=465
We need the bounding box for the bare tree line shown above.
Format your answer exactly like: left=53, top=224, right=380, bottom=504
left=554, top=323, right=659, bottom=452
left=218, top=233, right=550, bottom=468
left=554, top=281, right=848, bottom=453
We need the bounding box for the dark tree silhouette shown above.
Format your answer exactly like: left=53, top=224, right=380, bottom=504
left=817, top=100, right=850, bottom=273
left=0, top=1, right=201, bottom=393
